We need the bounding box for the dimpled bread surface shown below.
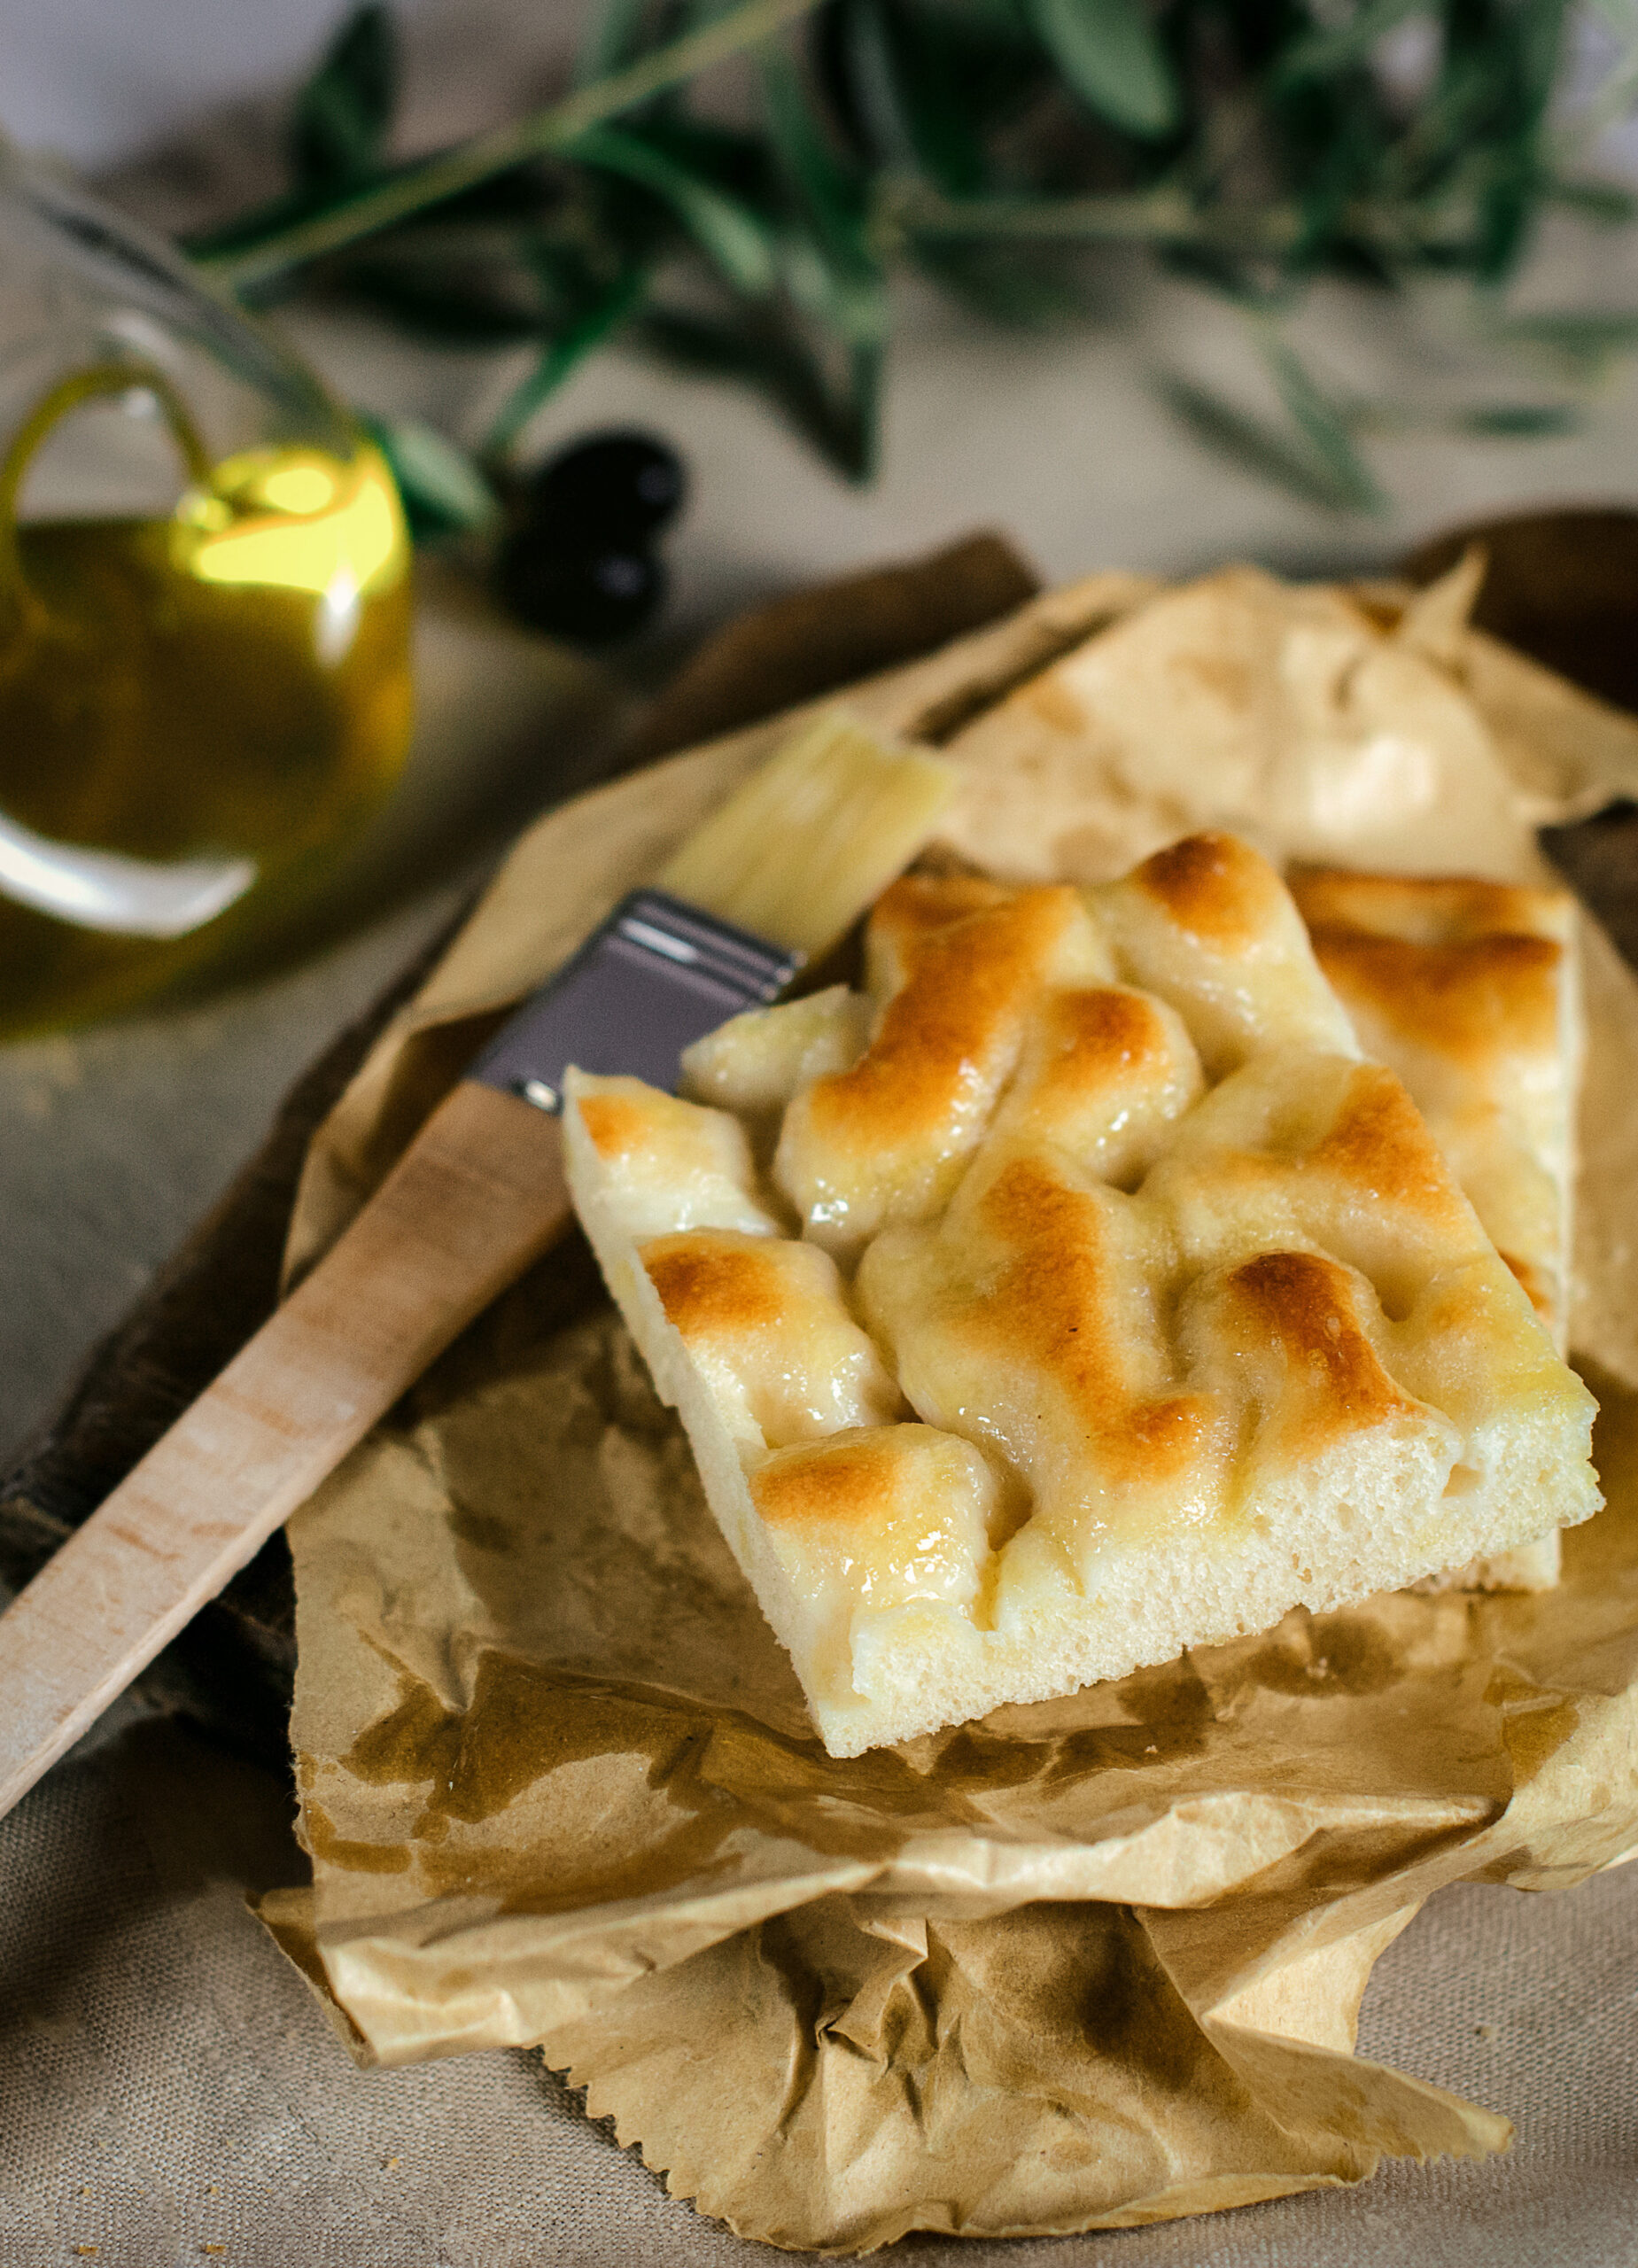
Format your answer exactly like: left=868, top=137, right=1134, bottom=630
left=1290, top=866, right=1581, bottom=1592
left=562, top=833, right=1601, bottom=1758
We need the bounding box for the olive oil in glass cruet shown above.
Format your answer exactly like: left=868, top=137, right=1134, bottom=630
left=0, top=150, right=415, bottom=1037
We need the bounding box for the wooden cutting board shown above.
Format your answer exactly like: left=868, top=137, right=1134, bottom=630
left=4, top=514, right=1634, bottom=1772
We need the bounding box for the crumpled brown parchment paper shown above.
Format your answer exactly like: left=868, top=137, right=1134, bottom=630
left=261, top=557, right=1638, bottom=2254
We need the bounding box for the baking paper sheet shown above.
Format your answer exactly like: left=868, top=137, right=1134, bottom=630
left=262, top=558, right=1638, bottom=2252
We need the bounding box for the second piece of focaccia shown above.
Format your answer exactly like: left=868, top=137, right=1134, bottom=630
left=563, top=833, right=1601, bottom=1758
left=1290, top=866, right=1581, bottom=1590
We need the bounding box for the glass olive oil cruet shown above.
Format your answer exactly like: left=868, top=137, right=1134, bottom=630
left=0, top=150, right=414, bottom=1037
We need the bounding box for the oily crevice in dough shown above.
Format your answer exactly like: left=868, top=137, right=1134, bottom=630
left=563, top=832, right=1600, bottom=1756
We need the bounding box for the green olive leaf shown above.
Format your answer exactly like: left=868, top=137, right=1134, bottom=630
left=483, top=264, right=653, bottom=460
left=575, top=0, right=655, bottom=85
left=1548, top=175, right=1638, bottom=224
left=572, top=124, right=780, bottom=296
left=1487, top=306, right=1638, bottom=375
left=1159, top=374, right=1379, bottom=512
left=758, top=42, right=888, bottom=365
left=288, top=2, right=398, bottom=193
left=915, top=237, right=1091, bottom=323
left=1024, top=0, right=1180, bottom=139
left=1451, top=400, right=1579, bottom=435
left=825, top=0, right=1013, bottom=193
left=641, top=304, right=879, bottom=477
left=185, top=0, right=1623, bottom=511
left=344, top=259, right=550, bottom=343
left=1258, top=334, right=1386, bottom=511
left=759, top=42, right=875, bottom=273
left=361, top=413, right=500, bottom=541
left=336, top=216, right=587, bottom=343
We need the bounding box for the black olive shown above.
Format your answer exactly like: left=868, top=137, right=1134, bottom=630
left=524, top=431, right=686, bottom=545
left=497, top=535, right=666, bottom=645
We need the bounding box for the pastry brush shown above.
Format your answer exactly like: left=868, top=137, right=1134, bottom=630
left=0, top=712, right=958, bottom=1818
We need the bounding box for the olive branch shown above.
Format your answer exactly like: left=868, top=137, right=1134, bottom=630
left=187, top=0, right=1638, bottom=524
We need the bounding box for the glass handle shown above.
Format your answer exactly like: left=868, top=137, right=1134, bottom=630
left=0, top=361, right=212, bottom=629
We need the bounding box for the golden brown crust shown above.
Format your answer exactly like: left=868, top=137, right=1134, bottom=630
left=644, top=1231, right=792, bottom=1340
left=1289, top=866, right=1569, bottom=948
left=1098, top=835, right=1357, bottom=1076
left=1159, top=1058, right=1475, bottom=1247
left=807, top=884, right=1083, bottom=1158
left=750, top=1428, right=1000, bottom=1612
left=639, top=1227, right=905, bottom=1451
left=569, top=1076, right=779, bottom=1240
left=753, top=1430, right=903, bottom=1533
left=1024, top=985, right=1176, bottom=1107
left=775, top=883, right=1111, bottom=1251
left=961, top=1154, right=1216, bottom=1491
left=994, top=983, right=1204, bottom=1182
left=578, top=1090, right=651, bottom=1164
left=1306, top=1063, right=1474, bottom=1227
left=1283, top=867, right=1579, bottom=1612
left=866, top=869, right=1014, bottom=958
left=1288, top=860, right=1577, bottom=1376
left=1214, top=1251, right=1420, bottom=1448
left=749, top=1425, right=997, bottom=1648
left=1502, top=1251, right=1555, bottom=1322
left=1133, top=831, right=1292, bottom=952
left=1305, top=927, right=1561, bottom=1063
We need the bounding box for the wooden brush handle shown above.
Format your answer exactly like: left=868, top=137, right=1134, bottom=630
left=0, top=1080, right=570, bottom=1820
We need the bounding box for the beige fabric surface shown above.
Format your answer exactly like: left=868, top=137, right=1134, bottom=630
left=2, top=1711, right=1635, bottom=2265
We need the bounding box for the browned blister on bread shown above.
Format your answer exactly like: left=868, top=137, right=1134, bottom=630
left=564, top=835, right=1600, bottom=1755
left=776, top=880, right=1111, bottom=1254
left=1289, top=865, right=1581, bottom=1590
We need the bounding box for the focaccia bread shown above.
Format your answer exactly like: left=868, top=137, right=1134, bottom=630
left=563, top=833, right=1600, bottom=1757
left=1290, top=867, right=1581, bottom=1591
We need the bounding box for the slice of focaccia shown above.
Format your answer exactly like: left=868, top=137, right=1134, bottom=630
left=563, top=833, right=1600, bottom=1758
left=1289, top=866, right=1581, bottom=1590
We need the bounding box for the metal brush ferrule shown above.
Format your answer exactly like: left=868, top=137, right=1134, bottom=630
left=468, top=889, right=802, bottom=1112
